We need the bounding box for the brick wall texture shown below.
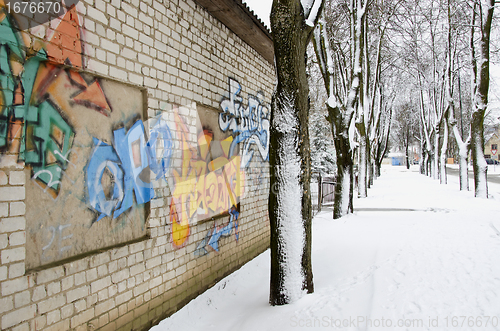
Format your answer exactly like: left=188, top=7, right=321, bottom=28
left=0, top=0, right=274, bottom=329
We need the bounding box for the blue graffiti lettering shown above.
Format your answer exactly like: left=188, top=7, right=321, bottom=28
left=86, top=116, right=173, bottom=223
left=114, top=120, right=152, bottom=205
left=86, top=138, right=125, bottom=222
left=194, top=207, right=239, bottom=256
left=219, top=78, right=270, bottom=168
left=147, top=115, right=173, bottom=180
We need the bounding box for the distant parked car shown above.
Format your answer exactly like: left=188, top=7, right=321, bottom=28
left=486, top=158, right=499, bottom=165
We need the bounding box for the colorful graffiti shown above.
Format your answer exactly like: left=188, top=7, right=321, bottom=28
left=0, top=6, right=156, bottom=268
left=0, top=6, right=87, bottom=197
left=219, top=78, right=270, bottom=168
left=87, top=116, right=172, bottom=222
left=0, top=4, right=270, bottom=265
left=170, top=110, right=244, bottom=247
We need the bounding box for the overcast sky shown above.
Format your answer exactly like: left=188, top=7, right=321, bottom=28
left=243, top=0, right=271, bottom=29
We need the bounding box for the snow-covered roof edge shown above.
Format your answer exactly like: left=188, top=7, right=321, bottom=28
left=193, top=0, right=274, bottom=64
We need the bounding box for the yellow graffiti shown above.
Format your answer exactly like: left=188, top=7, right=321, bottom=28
left=170, top=110, right=244, bottom=247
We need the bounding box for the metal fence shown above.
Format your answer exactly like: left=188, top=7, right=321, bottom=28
left=312, top=175, right=336, bottom=213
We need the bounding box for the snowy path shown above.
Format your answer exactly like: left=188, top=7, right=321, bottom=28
left=151, top=166, right=500, bottom=331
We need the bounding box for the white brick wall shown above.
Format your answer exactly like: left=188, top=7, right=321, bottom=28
left=0, top=0, right=274, bottom=329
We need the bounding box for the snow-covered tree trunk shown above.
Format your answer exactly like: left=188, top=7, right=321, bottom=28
left=269, top=0, right=323, bottom=306
left=313, top=0, right=365, bottom=218
left=356, top=122, right=368, bottom=198
left=470, top=0, right=493, bottom=198
left=458, top=149, right=469, bottom=189
left=451, top=127, right=470, bottom=190
left=422, top=150, right=429, bottom=176
left=368, top=152, right=373, bottom=187
left=433, top=127, right=440, bottom=180
left=420, top=133, right=427, bottom=175
left=471, top=116, right=487, bottom=197
left=446, top=0, right=470, bottom=191
left=373, top=101, right=391, bottom=180
left=375, top=161, right=381, bottom=177
left=405, top=128, right=410, bottom=169
left=420, top=149, right=427, bottom=175
left=332, top=123, right=354, bottom=218
left=439, top=117, right=448, bottom=184
left=356, top=12, right=369, bottom=198
left=418, top=81, right=433, bottom=178
left=450, top=109, right=471, bottom=190
left=449, top=112, right=470, bottom=191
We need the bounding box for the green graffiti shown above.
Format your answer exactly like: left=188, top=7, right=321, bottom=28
left=0, top=45, right=15, bottom=147
left=15, top=49, right=47, bottom=120
left=0, top=9, right=25, bottom=148
left=0, top=8, right=24, bottom=60
left=0, top=9, right=73, bottom=195
left=28, top=100, right=74, bottom=194
left=16, top=49, right=47, bottom=160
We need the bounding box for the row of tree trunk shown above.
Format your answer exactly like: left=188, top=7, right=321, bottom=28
left=267, top=0, right=494, bottom=308
left=420, top=0, right=493, bottom=199
left=268, top=0, right=392, bottom=306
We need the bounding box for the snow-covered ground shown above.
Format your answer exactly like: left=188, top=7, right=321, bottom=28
left=151, top=166, right=500, bottom=331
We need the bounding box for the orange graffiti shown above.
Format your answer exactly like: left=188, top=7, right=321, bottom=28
left=6, top=118, right=23, bottom=155
left=45, top=6, right=83, bottom=68
left=72, top=80, right=111, bottom=115
left=32, top=63, right=110, bottom=117
left=170, top=110, right=244, bottom=248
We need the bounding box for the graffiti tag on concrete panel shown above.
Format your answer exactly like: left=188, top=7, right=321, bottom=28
left=170, top=109, right=244, bottom=248
left=86, top=118, right=173, bottom=223
left=0, top=8, right=155, bottom=269
left=219, top=78, right=270, bottom=168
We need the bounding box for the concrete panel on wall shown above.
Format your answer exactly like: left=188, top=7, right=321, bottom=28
left=0, top=4, right=152, bottom=270
left=24, top=67, right=148, bottom=270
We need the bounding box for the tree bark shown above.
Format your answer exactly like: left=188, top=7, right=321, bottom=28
left=418, top=76, right=433, bottom=178
left=420, top=139, right=427, bottom=175
left=405, top=130, right=410, bottom=170
left=446, top=0, right=470, bottom=191
left=439, top=117, right=448, bottom=184
left=470, top=0, right=494, bottom=198
left=368, top=152, right=373, bottom=187
left=356, top=122, right=368, bottom=197
left=433, top=126, right=440, bottom=180
left=269, top=0, right=323, bottom=306
left=330, top=109, right=355, bottom=218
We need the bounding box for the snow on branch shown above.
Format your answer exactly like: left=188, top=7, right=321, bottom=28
left=313, top=24, right=328, bottom=81
left=313, top=22, right=341, bottom=109
left=302, top=0, right=323, bottom=27
left=301, top=0, right=315, bottom=14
